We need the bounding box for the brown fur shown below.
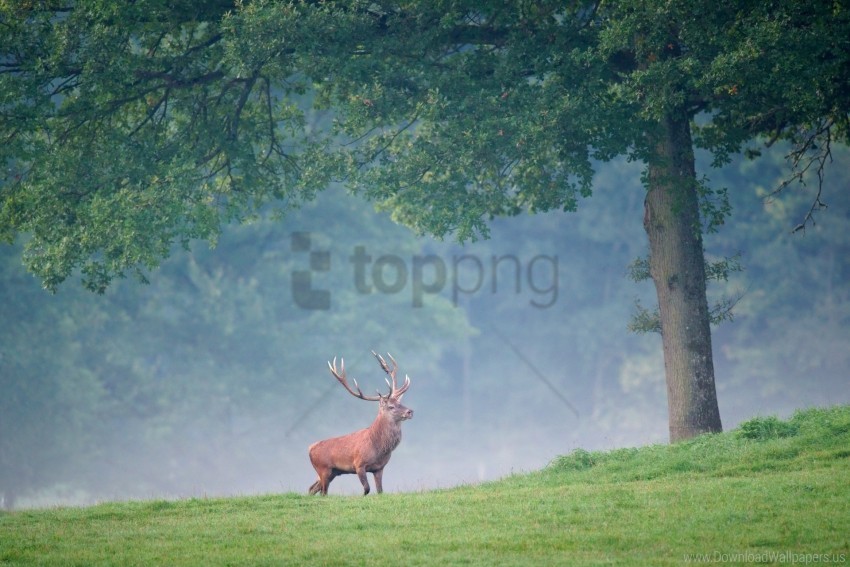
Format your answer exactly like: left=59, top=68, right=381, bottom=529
left=308, top=353, right=413, bottom=495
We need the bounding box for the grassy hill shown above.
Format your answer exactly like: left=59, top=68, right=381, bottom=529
left=2, top=406, right=849, bottom=566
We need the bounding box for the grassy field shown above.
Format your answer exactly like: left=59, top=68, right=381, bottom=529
left=2, top=406, right=849, bottom=566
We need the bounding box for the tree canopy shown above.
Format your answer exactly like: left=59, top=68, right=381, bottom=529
left=308, top=0, right=849, bottom=233
left=4, top=1, right=846, bottom=290
left=2, top=1, right=849, bottom=442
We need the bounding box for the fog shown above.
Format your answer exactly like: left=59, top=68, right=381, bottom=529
left=3, top=150, right=849, bottom=509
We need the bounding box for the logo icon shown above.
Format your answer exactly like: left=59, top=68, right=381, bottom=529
left=291, top=232, right=330, bottom=310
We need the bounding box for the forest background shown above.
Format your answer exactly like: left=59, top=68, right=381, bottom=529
left=3, top=141, right=848, bottom=508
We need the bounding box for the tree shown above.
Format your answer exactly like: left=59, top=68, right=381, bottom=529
left=2, top=1, right=848, bottom=441
left=0, top=0, right=329, bottom=292
left=296, top=1, right=850, bottom=441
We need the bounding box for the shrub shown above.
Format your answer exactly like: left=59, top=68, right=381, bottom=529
left=736, top=415, right=799, bottom=441
left=549, top=448, right=596, bottom=471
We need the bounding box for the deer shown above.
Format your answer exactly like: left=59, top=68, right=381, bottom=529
left=307, top=351, right=413, bottom=496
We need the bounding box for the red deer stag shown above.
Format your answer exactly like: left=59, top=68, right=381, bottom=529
left=308, top=351, right=413, bottom=496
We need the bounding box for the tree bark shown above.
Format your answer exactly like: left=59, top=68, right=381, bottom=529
left=644, top=112, right=723, bottom=442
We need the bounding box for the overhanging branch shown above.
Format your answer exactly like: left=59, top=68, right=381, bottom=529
left=768, top=119, right=834, bottom=234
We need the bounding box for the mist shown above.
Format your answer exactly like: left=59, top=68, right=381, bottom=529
left=3, top=147, right=849, bottom=509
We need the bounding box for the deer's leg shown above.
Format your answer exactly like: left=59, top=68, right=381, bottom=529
left=373, top=468, right=384, bottom=494
left=310, top=467, right=335, bottom=496
left=321, top=470, right=339, bottom=495
left=356, top=466, right=371, bottom=495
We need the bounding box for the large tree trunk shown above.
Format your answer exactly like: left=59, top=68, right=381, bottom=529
left=643, top=112, right=723, bottom=442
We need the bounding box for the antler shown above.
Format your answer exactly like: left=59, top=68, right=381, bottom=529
left=327, top=357, right=383, bottom=401
left=371, top=351, right=411, bottom=398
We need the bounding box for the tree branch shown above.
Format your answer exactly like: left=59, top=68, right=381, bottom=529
left=767, top=119, right=834, bottom=233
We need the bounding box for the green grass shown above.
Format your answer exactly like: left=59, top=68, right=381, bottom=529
left=2, top=406, right=849, bottom=566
